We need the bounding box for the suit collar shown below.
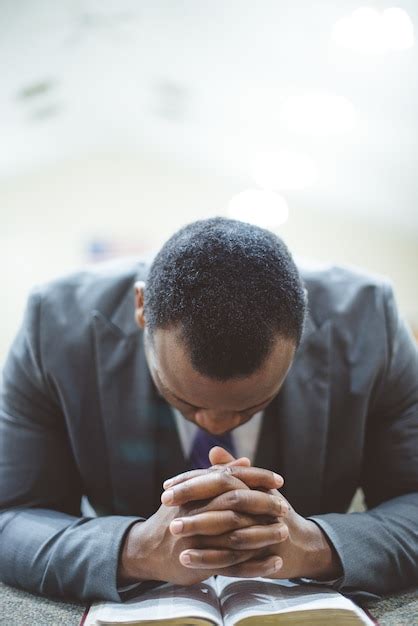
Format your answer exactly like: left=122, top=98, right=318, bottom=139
left=255, top=316, right=331, bottom=516
left=109, top=268, right=147, bottom=338
left=91, top=311, right=186, bottom=517
left=301, top=308, right=317, bottom=344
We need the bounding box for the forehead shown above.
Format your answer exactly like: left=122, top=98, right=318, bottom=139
left=148, top=327, right=296, bottom=411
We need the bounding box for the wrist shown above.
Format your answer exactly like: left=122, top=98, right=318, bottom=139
left=118, top=520, right=156, bottom=584
left=301, top=520, right=342, bottom=581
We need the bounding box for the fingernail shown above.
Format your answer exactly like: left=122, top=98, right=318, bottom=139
left=273, top=473, right=283, bottom=485
left=274, top=558, right=283, bottom=572
left=163, top=478, right=174, bottom=488
left=180, top=553, right=192, bottom=566
left=161, top=489, right=174, bottom=504
left=170, top=520, right=184, bottom=534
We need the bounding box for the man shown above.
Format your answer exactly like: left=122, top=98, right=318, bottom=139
left=0, top=217, right=417, bottom=602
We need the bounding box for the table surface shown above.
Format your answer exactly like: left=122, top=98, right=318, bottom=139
left=1, top=581, right=417, bottom=626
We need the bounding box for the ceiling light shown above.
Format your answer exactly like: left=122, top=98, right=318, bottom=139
left=227, top=189, right=289, bottom=229
left=332, top=6, right=414, bottom=53
left=250, top=149, right=318, bottom=191
left=382, top=8, right=415, bottom=50
left=280, top=91, right=356, bottom=136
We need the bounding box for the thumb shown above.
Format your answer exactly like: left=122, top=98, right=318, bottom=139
left=209, top=446, right=251, bottom=467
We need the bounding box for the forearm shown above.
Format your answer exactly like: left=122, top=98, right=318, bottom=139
left=310, top=493, right=418, bottom=595
left=0, top=507, right=141, bottom=601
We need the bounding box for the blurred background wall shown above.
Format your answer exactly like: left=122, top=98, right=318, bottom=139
left=1, top=1, right=417, bottom=358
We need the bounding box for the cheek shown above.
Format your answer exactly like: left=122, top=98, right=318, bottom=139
left=236, top=413, right=256, bottom=427
left=174, top=407, right=199, bottom=426
left=163, top=396, right=197, bottom=421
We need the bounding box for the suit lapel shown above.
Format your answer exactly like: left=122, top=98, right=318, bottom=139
left=255, top=315, right=332, bottom=517
left=153, top=396, right=187, bottom=496
left=92, top=283, right=186, bottom=518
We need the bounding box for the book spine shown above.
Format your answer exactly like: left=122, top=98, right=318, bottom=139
left=79, top=605, right=90, bottom=626
left=363, top=606, right=381, bottom=626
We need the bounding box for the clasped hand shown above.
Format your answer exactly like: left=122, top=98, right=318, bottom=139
left=119, top=447, right=338, bottom=586
left=161, top=458, right=288, bottom=581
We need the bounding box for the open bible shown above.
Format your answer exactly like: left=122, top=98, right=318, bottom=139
left=83, top=576, right=374, bottom=625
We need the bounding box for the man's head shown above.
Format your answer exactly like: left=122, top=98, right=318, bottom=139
left=135, top=217, right=306, bottom=434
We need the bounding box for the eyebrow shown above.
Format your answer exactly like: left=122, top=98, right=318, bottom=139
left=160, top=377, right=276, bottom=412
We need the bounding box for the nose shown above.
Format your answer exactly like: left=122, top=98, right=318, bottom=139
left=194, top=410, right=241, bottom=434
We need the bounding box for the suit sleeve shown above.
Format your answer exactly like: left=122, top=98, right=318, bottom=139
left=0, top=292, right=141, bottom=601
left=310, top=284, right=418, bottom=595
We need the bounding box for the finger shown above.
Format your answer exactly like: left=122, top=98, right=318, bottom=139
left=170, top=511, right=270, bottom=537
left=209, top=446, right=251, bottom=467
left=201, top=489, right=289, bottom=518
left=163, top=466, right=283, bottom=498
left=200, top=522, right=289, bottom=550
left=216, top=555, right=283, bottom=578
left=163, top=469, right=211, bottom=489
left=209, top=446, right=235, bottom=465
left=212, top=466, right=284, bottom=490
left=163, top=460, right=250, bottom=490
left=161, top=470, right=248, bottom=506
left=179, top=548, right=258, bottom=569
left=226, top=457, right=252, bottom=467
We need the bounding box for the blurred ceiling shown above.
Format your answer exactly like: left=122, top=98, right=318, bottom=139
left=1, top=0, right=418, bottom=232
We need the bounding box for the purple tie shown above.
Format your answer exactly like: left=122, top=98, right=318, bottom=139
left=189, top=429, right=236, bottom=469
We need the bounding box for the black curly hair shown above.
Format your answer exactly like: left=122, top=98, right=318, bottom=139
left=144, top=217, right=306, bottom=380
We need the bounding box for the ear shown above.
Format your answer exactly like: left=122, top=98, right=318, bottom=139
left=134, top=280, right=146, bottom=329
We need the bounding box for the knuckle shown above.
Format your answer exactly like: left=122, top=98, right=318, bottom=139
left=230, top=550, right=244, bottom=564
left=213, top=470, right=229, bottom=488
left=280, top=499, right=290, bottom=516
left=220, top=467, right=236, bottom=485
left=229, top=511, right=243, bottom=529
left=216, top=469, right=227, bottom=480
left=226, top=489, right=240, bottom=506
left=274, top=525, right=284, bottom=541
left=238, top=489, right=250, bottom=505
left=229, top=531, right=245, bottom=548
left=212, top=472, right=224, bottom=486
left=228, top=532, right=240, bottom=547
left=279, top=524, right=289, bottom=541
left=268, top=495, right=278, bottom=514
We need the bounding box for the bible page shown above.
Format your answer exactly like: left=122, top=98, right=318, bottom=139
left=215, top=577, right=374, bottom=626
left=84, top=578, right=222, bottom=626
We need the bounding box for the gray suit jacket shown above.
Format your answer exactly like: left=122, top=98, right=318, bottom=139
left=0, top=259, right=417, bottom=601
